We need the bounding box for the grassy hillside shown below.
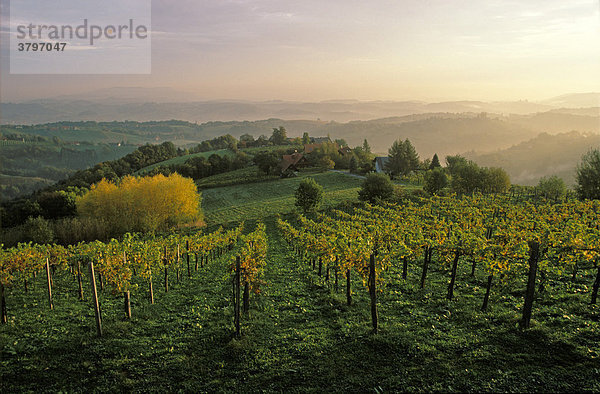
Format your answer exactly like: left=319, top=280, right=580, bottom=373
left=135, top=149, right=234, bottom=175
left=196, top=166, right=279, bottom=189
left=202, top=171, right=363, bottom=225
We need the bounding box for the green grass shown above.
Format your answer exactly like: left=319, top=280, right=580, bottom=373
left=201, top=171, right=363, bottom=225
left=1, top=218, right=598, bottom=392
left=136, top=149, right=234, bottom=175
left=196, top=166, right=279, bottom=189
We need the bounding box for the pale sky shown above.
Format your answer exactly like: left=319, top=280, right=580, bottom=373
left=1, top=0, right=599, bottom=102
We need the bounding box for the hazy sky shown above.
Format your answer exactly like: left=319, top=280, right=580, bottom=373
left=1, top=0, right=599, bottom=102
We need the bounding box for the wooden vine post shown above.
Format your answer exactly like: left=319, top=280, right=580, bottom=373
left=89, top=261, right=103, bottom=337
left=346, top=268, right=352, bottom=306
left=164, top=246, right=169, bottom=293
left=122, top=252, right=132, bottom=319
left=318, top=257, right=322, bottom=277
left=234, top=256, right=241, bottom=338
left=334, top=265, right=339, bottom=291
left=45, top=257, right=54, bottom=310
left=591, top=262, right=600, bottom=304
left=1, top=283, right=7, bottom=324
left=186, top=241, right=191, bottom=278
left=176, top=244, right=180, bottom=284
left=420, top=246, right=431, bottom=289
left=77, top=261, right=84, bottom=300
left=447, top=246, right=461, bottom=300
left=124, top=291, right=132, bottom=319
left=519, top=241, right=539, bottom=329
left=480, top=226, right=496, bottom=310
left=243, top=282, right=250, bottom=315
left=402, top=257, right=408, bottom=280
left=481, top=274, right=493, bottom=311
left=368, top=247, right=378, bottom=333
left=149, top=269, right=154, bottom=304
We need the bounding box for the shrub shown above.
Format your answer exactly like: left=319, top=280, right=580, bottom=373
left=295, top=178, right=323, bottom=213
left=576, top=149, right=600, bottom=200
left=424, top=168, right=448, bottom=195
left=537, top=175, right=566, bottom=202
left=77, top=173, right=203, bottom=235
left=358, top=173, right=394, bottom=203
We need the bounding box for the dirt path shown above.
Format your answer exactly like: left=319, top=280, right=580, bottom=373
left=329, top=169, right=366, bottom=179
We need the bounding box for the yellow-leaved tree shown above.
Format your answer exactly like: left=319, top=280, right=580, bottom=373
left=77, top=173, right=203, bottom=235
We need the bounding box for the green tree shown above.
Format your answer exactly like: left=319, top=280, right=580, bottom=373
left=302, top=132, right=310, bottom=145
left=316, top=156, right=335, bottom=171
left=386, top=139, right=420, bottom=177
left=445, top=155, right=469, bottom=176
left=424, top=168, right=448, bottom=195
left=240, top=133, right=254, bottom=143
left=358, top=173, right=394, bottom=203
left=429, top=153, right=441, bottom=169
left=537, top=175, right=566, bottom=202
left=362, top=139, right=371, bottom=153
left=483, top=167, right=511, bottom=193
left=254, top=151, right=280, bottom=175
left=449, top=158, right=510, bottom=195
left=270, top=126, right=288, bottom=145
left=37, top=191, right=77, bottom=220
left=295, top=178, right=324, bottom=213
left=349, top=156, right=358, bottom=173
left=353, top=145, right=374, bottom=173
left=576, top=149, right=600, bottom=200
left=239, top=133, right=254, bottom=147
left=451, top=160, right=481, bottom=194
left=23, top=216, right=55, bottom=244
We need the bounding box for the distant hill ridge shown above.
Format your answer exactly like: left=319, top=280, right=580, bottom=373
left=465, top=131, right=600, bottom=186
left=3, top=91, right=598, bottom=124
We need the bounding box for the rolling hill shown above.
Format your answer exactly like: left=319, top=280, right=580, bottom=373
left=466, top=131, right=600, bottom=186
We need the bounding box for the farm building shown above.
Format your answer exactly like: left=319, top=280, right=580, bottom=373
left=280, top=152, right=309, bottom=174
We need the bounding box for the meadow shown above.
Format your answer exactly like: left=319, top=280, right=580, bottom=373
left=201, top=170, right=362, bottom=225
left=135, top=149, right=235, bottom=175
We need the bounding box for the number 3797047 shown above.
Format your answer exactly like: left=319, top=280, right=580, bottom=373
left=17, top=42, right=67, bottom=51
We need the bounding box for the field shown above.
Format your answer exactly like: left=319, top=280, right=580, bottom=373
left=196, top=166, right=279, bottom=189
left=1, top=218, right=598, bottom=392
left=136, top=149, right=234, bottom=175
left=201, top=170, right=363, bottom=225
